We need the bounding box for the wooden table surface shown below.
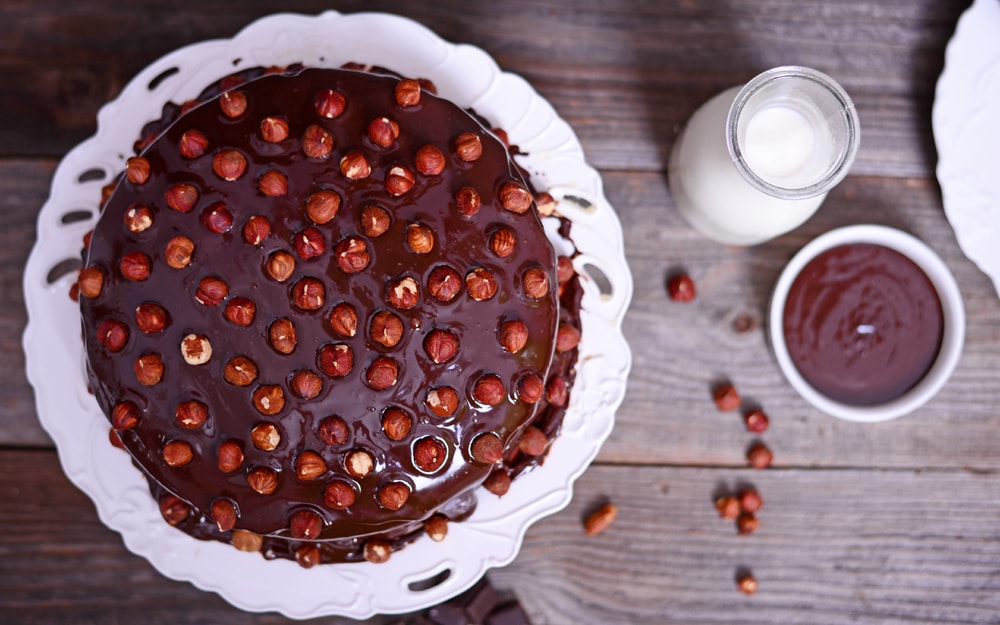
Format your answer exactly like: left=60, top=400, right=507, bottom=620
left=3, top=1, right=998, bottom=623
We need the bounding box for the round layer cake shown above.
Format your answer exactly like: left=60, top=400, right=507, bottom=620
left=77, top=66, right=582, bottom=565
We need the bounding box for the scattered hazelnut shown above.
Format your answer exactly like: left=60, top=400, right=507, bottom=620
left=195, top=275, right=228, bottom=306
left=713, top=383, right=741, bottom=412
left=395, top=78, right=421, bottom=106
left=335, top=237, right=370, bottom=273
left=292, top=277, right=325, bottom=310
left=365, top=356, right=399, bottom=390
left=211, top=498, right=238, bottom=532
left=345, top=449, right=374, bottom=478
left=133, top=353, right=164, bottom=386
left=737, top=573, right=759, bottom=595
left=306, top=190, right=341, bottom=224
left=180, top=333, right=212, bottom=366
left=668, top=273, right=696, bottom=302
left=302, top=124, right=334, bottom=158
left=251, top=422, right=281, bottom=450
left=424, top=515, right=448, bottom=542
left=289, top=509, right=323, bottom=539
left=252, top=385, right=285, bottom=416
left=557, top=256, right=575, bottom=285
left=135, top=302, right=168, bottom=334
left=522, top=267, right=550, bottom=300
left=381, top=407, right=412, bottom=441
left=499, top=320, right=529, bottom=353
left=465, top=267, right=498, bottom=301
left=370, top=311, right=404, bottom=348
left=518, top=426, right=548, bottom=456
left=340, top=150, right=372, bottom=179
left=164, top=182, right=199, bottom=213
left=715, top=496, right=741, bottom=520
left=231, top=529, right=263, bottom=553
left=490, top=228, right=517, bottom=258
left=535, top=191, right=558, bottom=216
left=329, top=303, right=359, bottom=337
left=318, top=416, right=350, bottom=446
left=247, top=466, right=279, bottom=495
left=361, top=204, right=391, bottom=237
left=455, top=186, right=481, bottom=216
left=470, top=432, right=503, bottom=464
left=224, top=297, right=256, bottom=326
left=426, top=266, right=462, bottom=302
left=124, top=203, right=153, bottom=233
left=212, top=149, right=247, bottom=181
left=499, top=181, right=532, bottom=214
left=424, top=329, right=459, bottom=364
left=378, top=482, right=410, bottom=510
left=324, top=480, right=357, bottom=509
left=295, top=450, right=327, bottom=481
left=454, top=132, right=483, bottom=161
left=242, top=215, right=271, bottom=246
left=163, top=440, right=194, bottom=467
left=295, top=545, right=321, bottom=569
left=415, top=144, right=446, bottom=175
left=111, top=401, right=140, bottom=431
left=294, top=227, right=326, bottom=260
left=265, top=250, right=296, bottom=282
left=125, top=157, right=150, bottom=185
left=314, top=89, right=346, bottom=118
left=556, top=323, right=582, bottom=353
left=483, top=468, right=511, bottom=496
left=363, top=540, right=392, bottom=564
left=120, top=251, right=151, bottom=281
left=426, top=386, right=460, bottom=418
left=78, top=266, right=104, bottom=299
left=223, top=355, right=258, bottom=387
left=258, top=170, right=288, bottom=196
left=747, top=442, right=773, bottom=469
left=175, top=399, right=208, bottom=429
left=385, top=164, right=415, bottom=196
left=406, top=223, right=435, bottom=254
left=260, top=116, right=289, bottom=143
left=740, top=489, right=763, bottom=513
left=744, top=409, right=770, bottom=434
left=387, top=276, right=420, bottom=309
left=518, top=373, right=544, bottom=404
left=159, top=495, right=190, bottom=526
left=584, top=503, right=618, bottom=536
left=217, top=440, right=244, bottom=473
left=201, top=202, right=234, bottom=234
left=219, top=91, right=248, bottom=118
left=269, top=317, right=297, bottom=354
left=164, top=235, right=195, bottom=268
left=318, top=343, right=354, bottom=377
left=179, top=129, right=208, bottom=159
left=367, top=116, right=400, bottom=147
left=290, top=369, right=323, bottom=399
left=546, top=375, right=569, bottom=407
left=737, top=513, right=760, bottom=536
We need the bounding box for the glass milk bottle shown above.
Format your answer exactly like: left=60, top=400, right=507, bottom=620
left=668, top=66, right=860, bottom=246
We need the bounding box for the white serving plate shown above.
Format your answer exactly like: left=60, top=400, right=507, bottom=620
left=22, top=11, right=632, bottom=620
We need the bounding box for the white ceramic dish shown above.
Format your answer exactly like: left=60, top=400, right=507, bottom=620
left=768, top=225, right=964, bottom=422
left=933, top=0, right=1000, bottom=297
left=22, top=11, right=633, bottom=619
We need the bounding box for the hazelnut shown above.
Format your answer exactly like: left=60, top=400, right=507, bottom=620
left=324, top=480, right=357, bottom=509
left=335, top=237, right=370, bottom=273
left=69, top=282, right=78, bottom=302
left=378, top=482, right=410, bottom=511
left=499, top=181, right=532, bottom=214
left=265, top=250, right=296, bottom=282
left=385, top=164, right=415, bottom=196
left=345, top=449, right=374, bottom=478
left=180, top=334, right=212, bottom=365
left=713, top=383, right=741, bottom=412
left=715, top=496, right=741, bottom=520
left=217, top=440, right=244, bottom=473
left=415, top=144, right=446, bottom=175
left=518, top=373, right=544, bottom=404
left=133, top=353, right=164, bottom=386
left=175, top=399, right=208, bottom=429
left=302, top=124, right=335, bottom=158
left=223, top=356, right=258, bottom=387
left=292, top=277, right=325, bottom=310
left=201, top=202, right=234, bottom=234
left=668, top=273, right=696, bottom=302
left=747, top=442, right=773, bottom=469
left=135, top=302, right=167, bottom=334
left=737, top=574, right=759, bottom=596
left=361, top=204, right=391, bottom=237
left=163, top=440, right=194, bottom=467
left=490, top=227, right=516, bottom=258
left=295, top=545, right=321, bottom=569
left=329, top=303, right=358, bottom=337
left=465, top=267, right=498, bottom=301
left=294, top=226, right=326, bottom=259
left=363, top=540, right=392, bottom=564
left=224, top=297, right=256, bottom=326
left=522, top=267, right=550, bottom=300
left=179, top=129, right=208, bottom=159
left=584, top=503, right=618, bottom=536
left=290, top=369, right=324, bottom=400
left=289, top=509, right=323, bottom=539
left=195, top=275, right=228, bottom=306
left=314, top=89, right=346, bottom=118
left=212, top=149, right=247, bottom=181
left=243, top=215, right=272, bottom=245
left=340, top=150, right=372, bottom=179
left=370, top=311, right=404, bottom=348
left=231, top=529, right=262, bottom=553
left=556, top=323, right=582, bottom=353
left=483, top=468, right=511, bottom=496
left=455, top=186, right=481, bottom=217
left=260, top=116, right=289, bottom=142
left=211, top=498, right=238, bottom=532
left=546, top=375, right=569, bottom=407
left=740, top=490, right=763, bottom=513
left=381, top=407, right=412, bottom=441
left=557, top=256, right=575, bottom=285
left=744, top=409, right=770, bottom=434
left=470, top=432, right=503, bottom=464
left=365, top=356, right=399, bottom=390
left=367, top=117, right=400, bottom=147
left=413, top=437, right=448, bottom=473
left=473, top=375, right=506, bottom=406
left=124, top=203, right=153, bottom=233
left=251, top=422, right=281, bottom=451
left=423, top=329, right=459, bottom=364
left=737, top=513, right=760, bottom=536
left=247, top=466, right=279, bottom=495
left=96, top=319, right=129, bottom=353
left=424, top=514, right=448, bottom=542
left=426, top=386, right=459, bottom=418
left=269, top=318, right=297, bottom=354
left=159, top=495, right=190, bottom=526
left=318, top=416, right=349, bottom=446
left=111, top=401, right=140, bottom=431
left=394, top=78, right=421, bottom=106
left=318, top=343, right=353, bottom=377
left=78, top=266, right=104, bottom=299
left=306, top=190, right=341, bottom=225
left=164, top=235, right=195, bottom=268
left=219, top=91, right=248, bottom=118
left=120, top=251, right=151, bottom=281
left=499, top=319, right=529, bottom=353
left=125, top=157, right=150, bottom=185
left=426, top=266, right=462, bottom=302
left=164, top=182, right=198, bottom=213
left=454, top=132, right=483, bottom=161
left=387, top=276, right=420, bottom=309
left=295, top=450, right=327, bottom=481
left=100, top=182, right=114, bottom=207
left=535, top=191, right=558, bottom=216
left=253, top=385, right=285, bottom=416
left=258, top=170, right=288, bottom=197
left=518, top=426, right=547, bottom=455
left=406, top=223, right=435, bottom=254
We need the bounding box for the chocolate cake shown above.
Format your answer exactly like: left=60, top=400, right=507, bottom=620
left=76, top=65, right=582, bottom=565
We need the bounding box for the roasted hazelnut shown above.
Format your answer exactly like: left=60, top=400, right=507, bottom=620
left=164, top=182, right=198, bottom=213
left=125, top=157, right=150, bottom=185
left=217, top=440, right=244, bottom=473
left=499, top=181, right=532, bottom=214
left=557, top=256, right=575, bottom=286
left=260, top=116, right=289, bottom=143
left=69, top=282, right=78, bottom=302
left=211, top=149, right=247, bottom=182
left=265, top=250, right=296, bottom=282
left=231, top=529, right=262, bottom=553
left=715, top=496, right=741, bottom=520
left=395, top=78, right=421, bottom=106
left=258, top=170, right=288, bottom=196
left=163, top=440, right=194, bottom=467
left=546, top=375, right=569, bottom=407
left=219, top=91, right=248, bottom=118
left=78, top=266, right=104, bottom=299
left=302, top=124, right=335, bottom=158
left=318, top=343, right=353, bottom=377
left=385, top=165, right=415, bottom=196
left=318, top=416, right=350, bottom=446
left=535, top=191, right=558, bottom=216
left=424, top=329, right=459, bottom=364
left=426, top=386, right=460, bottom=418
left=314, top=89, right=346, bottom=118
left=454, top=132, right=483, bottom=162
left=252, top=385, right=285, bottom=416
left=366, top=356, right=399, bottom=390
left=740, top=489, right=763, bottom=513
left=483, top=468, right=511, bottom=496
left=201, top=202, right=234, bottom=234
left=247, top=466, right=279, bottom=495
left=714, top=383, right=741, bottom=412
left=223, top=356, right=258, bottom=386
left=211, top=498, right=238, bottom=532
left=292, top=277, right=325, bottom=310
left=268, top=318, right=297, bottom=354
left=290, top=369, right=323, bottom=400
left=737, top=574, right=759, bottom=596
left=522, top=267, right=550, bottom=300
left=517, top=426, right=547, bottom=456
left=111, top=401, right=140, bottom=431
left=584, top=503, right=618, bottom=536
left=378, top=482, right=410, bottom=511
left=465, top=267, right=498, bottom=301
left=473, top=375, right=506, bottom=406
left=295, top=545, right=321, bottom=569
left=329, top=303, right=358, bottom=337
left=180, top=333, right=212, bottom=365
left=455, top=186, right=481, bottom=217
left=159, top=495, right=190, bottom=526
left=179, top=129, right=208, bottom=159
left=345, top=449, right=374, bottom=478
left=370, top=311, right=404, bottom=348
left=224, top=297, right=256, bottom=326
left=470, top=432, right=503, bottom=464
left=251, top=422, right=281, bottom=450
left=668, top=273, right=696, bottom=302
left=289, top=509, right=323, bottom=539
left=165, top=235, right=195, bottom=268
left=306, top=190, right=341, bottom=225
left=518, top=373, right=544, bottom=404
left=405, top=223, right=435, bottom=254
left=294, top=227, right=326, bottom=260
left=100, top=181, right=115, bottom=207
left=499, top=319, right=529, bottom=353
left=368, top=117, right=400, bottom=147
left=427, top=266, right=462, bottom=302
left=340, top=150, right=372, bottom=179
left=335, top=237, right=370, bottom=273
left=324, top=480, right=357, bottom=509
left=424, top=514, right=448, bottom=542
left=387, top=276, right=420, bottom=309
left=175, top=400, right=208, bottom=429
left=361, top=204, right=391, bottom=237
left=124, top=203, right=153, bottom=233
left=135, top=302, right=167, bottom=333
left=295, top=451, right=327, bottom=481
left=490, top=227, right=517, bottom=258
left=242, top=215, right=271, bottom=246
left=195, top=275, right=228, bottom=306
left=120, top=251, right=151, bottom=281
left=133, top=353, right=164, bottom=386
left=747, top=442, right=773, bottom=469
left=415, top=144, right=446, bottom=175
left=363, top=540, right=392, bottom=564
left=744, top=409, right=770, bottom=434
left=381, top=407, right=412, bottom=441
left=556, top=323, right=582, bottom=353
left=413, top=437, right=448, bottom=473
left=737, top=513, right=760, bottom=536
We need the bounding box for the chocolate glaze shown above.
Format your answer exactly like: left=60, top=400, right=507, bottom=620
left=80, top=67, right=582, bottom=563
left=782, top=243, right=943, bottom=406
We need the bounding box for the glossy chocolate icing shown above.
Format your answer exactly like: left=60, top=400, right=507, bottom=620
left=80, top=67, right=580, bottom=563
